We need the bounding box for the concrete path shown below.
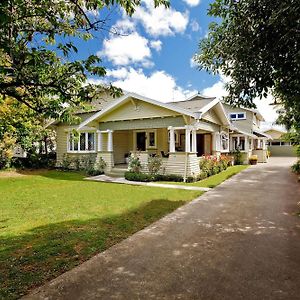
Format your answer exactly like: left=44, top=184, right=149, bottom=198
left=25, top=157, right=300, bottom=300
left=85, top=174, right=211, bottom=191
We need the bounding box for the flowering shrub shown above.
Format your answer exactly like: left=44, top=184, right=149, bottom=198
left=148, top=155, right=162, bottom=175
left=128, top=155, right=142, bottom=173
left=199, top=155, right=232, bottom=178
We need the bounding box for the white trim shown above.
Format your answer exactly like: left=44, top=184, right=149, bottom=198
left=229, top=112, right=246, bottom=120
left=199, top=100, right=231, bottom=126
left=67, top=131, right=96, bottom=153
left=147, top=129, right=157, bottom=149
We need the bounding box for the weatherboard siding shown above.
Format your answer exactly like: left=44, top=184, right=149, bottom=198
left=100, top=100, right=180, bottom=122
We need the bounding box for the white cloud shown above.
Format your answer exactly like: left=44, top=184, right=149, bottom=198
left=106, top=67, right=128, bottom=79
left=132, top=0, right=189, bottom=36
left=183, top=0, right=201, bottom=7
left=108, top=67, right=196, bottom=102
left=111, top=19, right=136, bottom=34
left=150, top=40, right=162, bottom=51
left=190, top=19, right=200, bottom=32
left=201, top=75, right=278, bottom=123
left=99, top=32, right=151, bottom=65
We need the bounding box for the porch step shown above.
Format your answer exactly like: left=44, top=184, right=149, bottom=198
left=105, top=167, right=127, bottom=177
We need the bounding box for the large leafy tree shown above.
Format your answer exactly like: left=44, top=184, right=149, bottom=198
left=195, top=0, right=300, bottom=143
left=0, top=0, right=168, bottom=155
left=0, top=0, right=169, bottom=121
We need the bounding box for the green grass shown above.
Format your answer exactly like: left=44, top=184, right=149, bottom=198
left=161, top=165, right=249, bottom=188
left=0, top=170, right=202, bottom=299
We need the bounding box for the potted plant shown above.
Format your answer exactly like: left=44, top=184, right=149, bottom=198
left=249, top=155, right=258, bottom=165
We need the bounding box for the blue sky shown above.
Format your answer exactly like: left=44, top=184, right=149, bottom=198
left=73, top=0, right=278, bottom=123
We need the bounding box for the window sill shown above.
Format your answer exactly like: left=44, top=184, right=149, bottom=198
left=67, top=151, right=96, bottom=154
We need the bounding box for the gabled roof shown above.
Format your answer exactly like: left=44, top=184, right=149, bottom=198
left=78, top=92, right=198, bottom=129
left=78, top=92, right=231, bottom=129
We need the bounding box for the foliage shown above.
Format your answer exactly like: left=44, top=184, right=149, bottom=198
left=231, top=149, right=243, bottom=165
left=0, top=133, right=16, bottom=169
left=195, top=0, right=300, bottom=146
left=0, top=96, right=54, bottom=153
left=199, top=155, right=233, bottom=179
left=12, top=152, right=56, bottom=169
left=283, top=131, right=300, bottom=157
left=124, top=172, right=190, bottom=183
left=291, top=160, right=300, bottom=174
left=128, top=155, right=142, bottom=173
left=0, top=170, right=198, bottom=299
left=148, top=155, right=162, bottom=175
left=61, top=153, right=73, bottom=170
left=161, top=165, right=249, bottom=188
left=0, top=0, right=169, bottom=122
left=60, top=154, right=106, bottom=175
left=249, top=155, right=258, bottom=162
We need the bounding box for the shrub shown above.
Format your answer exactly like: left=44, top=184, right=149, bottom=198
left=148, top=155, right=162, bottom=175
left=125, top=172, right=185, bottom=182
left=291, top=160, right=300, bottom=174
left=128, top=155, right=142, bottom=173
left=199, top=155, right=232, bottom=179
left=125, top=171, right=153, bottom=182
left=232, top=148, right=243, bottom=165
left=61, top=154, right=72, bottom=170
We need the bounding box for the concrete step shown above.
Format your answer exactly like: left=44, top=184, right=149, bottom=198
left=105, top=167, right=128, bottom=177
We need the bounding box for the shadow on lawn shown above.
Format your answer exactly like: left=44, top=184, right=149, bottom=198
left=0, top=199, right=185, bottom=300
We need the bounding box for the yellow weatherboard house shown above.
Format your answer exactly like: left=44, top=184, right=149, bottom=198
left=51, top=92, right=271, bottom=177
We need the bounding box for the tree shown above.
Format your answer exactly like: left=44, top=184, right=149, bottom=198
left=0, top=0, right=169, bottom=121
left=195, top=0, right=300, bottom=144
left=0, top=96, right=52, bottom=152
left=0, top=0, right=169, bottom=164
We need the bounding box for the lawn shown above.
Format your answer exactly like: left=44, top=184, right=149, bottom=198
left=160, top=165, right=249, bottom=188
left=0, top=170, right=201, bottom=299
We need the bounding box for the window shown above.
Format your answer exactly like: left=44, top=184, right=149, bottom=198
left=229, top=112, right=246, bottom=120
left=68, top=132, right=95, bottom=152
left=220, top=132, right=229, bottom=151
left=147, top=130, right=157, bottom=148
left=232, top=136, right=245, bottom=151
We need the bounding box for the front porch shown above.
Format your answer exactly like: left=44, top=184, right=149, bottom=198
left=96, top=126, right=217, bottom=178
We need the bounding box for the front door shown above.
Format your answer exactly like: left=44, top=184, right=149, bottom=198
left=196, top=134, right=205, bottom=156
left=136, top=132, right=146, bottom=151
left=197, top=134, right=212, bottom=156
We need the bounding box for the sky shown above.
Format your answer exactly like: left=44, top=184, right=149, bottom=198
left=74, top=0, right=278, bottom=126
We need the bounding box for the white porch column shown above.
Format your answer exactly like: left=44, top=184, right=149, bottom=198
left=192, top=129, right=197, bottom=153
left=97, top=132, right=102, bottom=151
left=245, top=136, right=249, bottom=151
left=185, top=128, right=191, bottom=153
left=107, top=130, right=113, bottom=152
left=169, top=127, right=176, bottom=152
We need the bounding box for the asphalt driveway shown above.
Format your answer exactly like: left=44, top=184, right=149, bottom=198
left=25, top=157, right=300, bottom=300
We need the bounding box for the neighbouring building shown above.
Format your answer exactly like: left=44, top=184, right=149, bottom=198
left=264, top=128, right=296, bottom=157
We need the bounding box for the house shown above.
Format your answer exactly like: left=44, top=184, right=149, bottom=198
left=51, top=92, right=270, bottom=178
left=263, top=128, right=296, bottom=157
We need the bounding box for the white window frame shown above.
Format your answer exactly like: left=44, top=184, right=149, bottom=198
left=147, top=130, right=157, bottom=149
left=229, top=112, right=246, bottom=120
left=220, top=131, right=229, bottom=152
left=67, top=131, right=96, bottom=153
